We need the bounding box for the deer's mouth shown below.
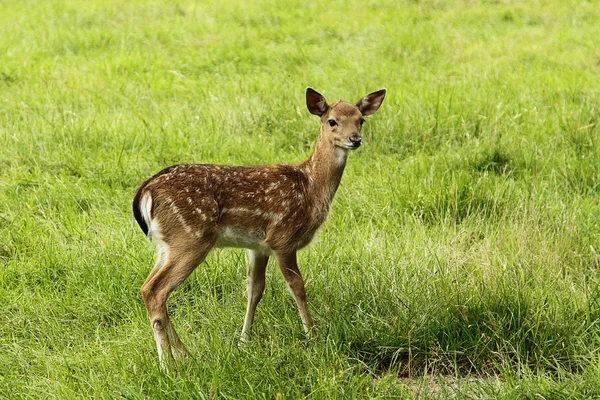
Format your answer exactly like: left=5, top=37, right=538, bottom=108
left=347, top=135, right=362, bottom=149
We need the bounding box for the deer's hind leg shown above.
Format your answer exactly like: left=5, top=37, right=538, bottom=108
left=141, top=234, right=216, bottom=368
left=142, top=238, right=169, bottom=287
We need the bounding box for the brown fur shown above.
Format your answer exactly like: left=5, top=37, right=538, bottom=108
left=133, top=88, right=386, bottom=366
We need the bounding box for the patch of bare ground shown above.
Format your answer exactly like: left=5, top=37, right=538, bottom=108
left=397, top=375, right=498, bottom=398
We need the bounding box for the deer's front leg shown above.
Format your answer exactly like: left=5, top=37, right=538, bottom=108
left=241, top=250, right=269, bottom=341
left=275, top=251, right=315, bottom=336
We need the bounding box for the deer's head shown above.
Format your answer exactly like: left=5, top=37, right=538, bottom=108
left=306, top=87, right=386, bottom=150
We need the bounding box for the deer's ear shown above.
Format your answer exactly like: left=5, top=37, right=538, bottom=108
left=356, top=89, right=387, bottom=116
left=306, top=88, right=328, bottom=117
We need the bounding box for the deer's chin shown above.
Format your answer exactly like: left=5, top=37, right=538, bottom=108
left=345, top=142, right=362, bottom=150
left=334, top=141, right=361, bottom=150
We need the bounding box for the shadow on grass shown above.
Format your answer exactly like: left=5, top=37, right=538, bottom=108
left=343, top=289, right=596, bottom=380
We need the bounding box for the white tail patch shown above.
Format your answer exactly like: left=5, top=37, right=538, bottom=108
left=139, top=192, right=154, bottom=241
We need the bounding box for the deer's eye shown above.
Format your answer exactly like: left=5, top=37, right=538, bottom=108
left=360, top=118, right=365, bottom=126
left=328, top=119, right=337, bottom=127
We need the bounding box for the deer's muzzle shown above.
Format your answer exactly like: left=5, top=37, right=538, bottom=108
left=348, top=134, right=362, bottom=148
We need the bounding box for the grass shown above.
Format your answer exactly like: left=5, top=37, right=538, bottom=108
left=1, top=0, right=600, bottom=397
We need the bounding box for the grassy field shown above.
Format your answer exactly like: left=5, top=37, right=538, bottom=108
left=1, top=0, right=600, bottom=397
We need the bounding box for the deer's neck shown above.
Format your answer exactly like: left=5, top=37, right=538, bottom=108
left=301, top=134, right=349, bottom=210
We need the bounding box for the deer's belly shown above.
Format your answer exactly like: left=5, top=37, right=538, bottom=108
left=215, top=226, right=272, bottom=254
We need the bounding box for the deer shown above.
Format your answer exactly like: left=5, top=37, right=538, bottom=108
left=132, top=87, right=386, bottom=366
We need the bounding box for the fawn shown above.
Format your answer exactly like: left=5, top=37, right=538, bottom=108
left=133, top=87, right=386, bottom=365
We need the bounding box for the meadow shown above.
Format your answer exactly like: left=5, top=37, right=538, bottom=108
left=1, top=0, right=600, bottom=398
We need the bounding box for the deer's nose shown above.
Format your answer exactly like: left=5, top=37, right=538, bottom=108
left=349, top=134, right=362, bottom=148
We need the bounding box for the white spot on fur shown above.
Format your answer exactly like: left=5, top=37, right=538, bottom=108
left=263, top=211, right=283, bottom=222
left=166, top=199, right=194, bottom=234
left=223, top=207, right=283, bottom=222
left=265, top=182, right=280, bottom=193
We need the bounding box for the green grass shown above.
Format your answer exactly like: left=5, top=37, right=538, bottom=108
left=1, top=0, right=600, bottom=397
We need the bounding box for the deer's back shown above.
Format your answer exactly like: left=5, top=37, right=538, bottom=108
left=135, top=163, right=327, bottom=253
